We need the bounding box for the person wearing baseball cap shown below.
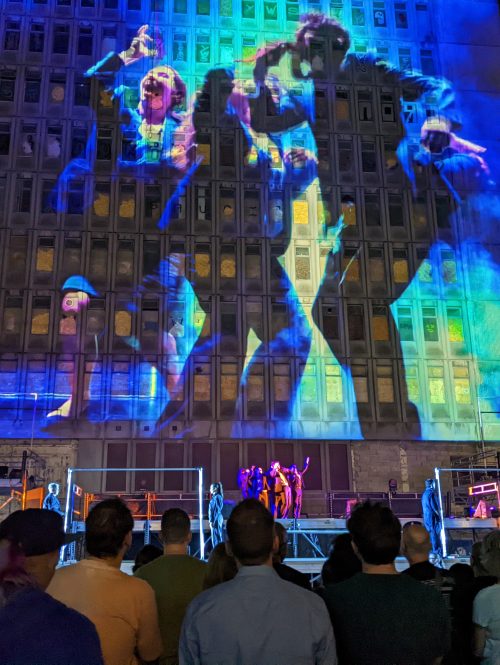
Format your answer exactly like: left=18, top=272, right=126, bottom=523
left=0, top=509, right=103, bottom=665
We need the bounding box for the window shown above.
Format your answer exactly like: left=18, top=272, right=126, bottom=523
left=368, top=247, right=385, bottom=282
left=31, top=297, right=51, bottom=335
left=397, top=306, right=414, bottom=341
left=61, top=237, right=82, bottom=276
left=352, top=365, right=369, bottom=402
left=428, top=366, right=445, bottom=404
left=48, top=73, right=66, bottom=105
left=71, top=124, right=87, bottom=158
left=292, top=192, right=309, bottom=225
left=116, top=241, right=134, bottom=287
left=219, top=34, right=234, bottom=62
left=29, top=22, right=45, bottom=53
left=447, top=307, right=464, bottom=343
left=341, top=193, right=356, bottom=226
left=352, top=0, right=365, bottom=25
left=0, top=69, right=16, bottom=102
left=93, top=182, right=110, bottom=220
left=142, top=239, right=160, bottom=276
left=420, top=49, right=435, bottom=76
left=24, top=69, right=42, bottom=103
left=86, top=299, right=105, bottom=335
left=365, top=192, right=380, bottom=225
left=46, top=124, right=62, bottom=159
left=97, top=128, right=113, bottom=161
left=358, top=92, right=373, bottom=122
left=127, top=0, right=141, bottom=9
left=114, top=308, right=132, bottom=337
left=194, top=362, right=211, bottom=401
left=372, top=305, right=389, bottom=341
left=347, top=304, right=365, bottom=341
left=294, top=247, right=310, bottom=280
left=196, top=186, right=212, bottom=223
left=393, top=249, right=409, bottom=283
left=195, top=33, right=211, bottom=64
left=195, top=244, right=211, bottom=280
left=19, top=123, right=37, bottom=157
left=14, top=177, right=33, bottom=213
left=273, top=363, right=290, bottom=403
left=144, top=185, right=161, bottom=225
left=2, top=298, right=23, bottom=337
left=395, top=1, right=408, bottom=28
left=6, top=235, right=28, bottom=283
left=118, top=183, right=136, bottom=220
left=36, top=237, right=55, bottom=273
left=388, top=193, right=404, bottom=226
left=361, top=139, right=377, bottom=173
left=435, top=194, right=451, bottom=228
left=422, top=306, right=439, bottom=342
left=220, top=188, right=236, bottom=229
left=338, top=138, right=353, bottom=172
left=325, top=364, right=342, bottom=402
left=67, top=180, right=84, bottom=214
left=141, top=299, right=159, bottom=338
left=0, top=122, right=11, bottom=155
left=322, top=304, right=339, bottom=341
left=243, top=189, right=259, bottom=228
left=245, top=245, right=261, bottom=280
left=398, top=48, right=412, bottom=71
left=74, top=77, right=90, bottom=106
left=221, top=363, right=238, bottom=402
left=441, top=250, right=457, bottom=284
left=376, top=365, right=394, bottom=402
left=173, top=32, right=187, bottom=62
left=342, top=248, right=360, bottom=282
left=373, top=1, right=386, bottom=27
left=197, top=0, right=210, bottom=14
left=77, top=25, right=93, bottom=56
left=453, top=363, right=471, bottom=404
left=335, top=88, right=350, bottom=122
left=53, top=25, right=70, bottom=55
left=4, top=19, right=21, bottom=51
left=384, top=140, right=398, bottom=170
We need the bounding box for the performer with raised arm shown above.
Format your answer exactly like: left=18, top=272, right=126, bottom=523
left=237, top=468, right=251, bottom=500
left=208, top=483, right=224, bottom=547
left=284, top=457, right=310, bottom=519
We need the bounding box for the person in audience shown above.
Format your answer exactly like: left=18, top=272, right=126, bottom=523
left=132, top=544, right=163, bottom=573
left=203, top=542, right=238, bottom=590
left=0, top=509, right=103, bottom=665
left=48, top=498, right=162, bottom=665
left=179, top=498, right=336, bottom=665
left=473, top=530, right=500, bottom=664
left=321, top=533, right=362, bottom=587
left=448, top=562, right=474, bottom=587
left=208, top=482, right=224, bottom=547
left=401, top=523, right=447, bottom=582
left=135, top=508, right=206, bottom=665
left=273, top=522, right=311, bottom=590
left=323, top=501, right=450, bottom=665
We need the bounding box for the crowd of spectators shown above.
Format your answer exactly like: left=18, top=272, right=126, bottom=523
left=0, top=496, right=499, bottom=665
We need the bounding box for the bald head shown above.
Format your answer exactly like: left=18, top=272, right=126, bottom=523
left=402, top=524, right=432, bottom=564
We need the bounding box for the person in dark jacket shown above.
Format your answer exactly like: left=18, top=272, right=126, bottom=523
left=421, top=479, right=443, bottom=558
left=209, top=482, right=225, bottom=547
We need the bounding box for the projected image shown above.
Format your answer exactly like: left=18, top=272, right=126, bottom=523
left=0, top=3, right=498, bottom=441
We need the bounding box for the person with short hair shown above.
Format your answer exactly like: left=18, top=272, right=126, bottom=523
left=180, top=499, right=336, bottom=665
left=323, top=501, right=450, bottom=665
left=48, top=498, right=162, bottom=665
left=135, top=508, right=206, bottom=665
left=320, top=533, right=362, bottom=587
left=473, top=530, right=500, bottom=664
left=273, top=522, right=311, bottom=590
left=401, top=523, right=448, bottom=582
left=0, top=509, right=103, bottom=665
left=42, top=482, right=63, bottom=515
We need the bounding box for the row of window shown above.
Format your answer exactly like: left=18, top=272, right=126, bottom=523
left=0, top=289, right=477, bottom=357
left=1, top=0, right=433, bottom=36
left=0, top=352, right=479, bottom=423
left=0, top=169, right=471, bottom=233
left=0, top=229, right=477, bottom=290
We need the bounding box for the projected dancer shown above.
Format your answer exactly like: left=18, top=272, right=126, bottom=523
left=421, top=478, right=443, bottom=559
left=251, top=13, right=469, bottom=438
left=43, top=482, right=64, bottom=515
left=46, top=275, right=98, bottom=421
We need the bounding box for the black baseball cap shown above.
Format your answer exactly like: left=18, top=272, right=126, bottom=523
left=0, top=509, right=77, bottom=556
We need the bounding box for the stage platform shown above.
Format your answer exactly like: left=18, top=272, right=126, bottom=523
left=65, top=516, right=499, bottom=574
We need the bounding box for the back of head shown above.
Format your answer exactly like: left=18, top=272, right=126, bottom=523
left=161, top=508, right=191, bottom=545
left=348, top=501, right=401, bottom=565
left=203, top=543, right=238, bottom=590
left=85, top=498, right=134, bottom=559
left=132, top=544, right=162, bottom=573
left=401, top=524, right=431, bottom=562
left=273, top=522, right=288, bottom=564
left=480, top=530, right=500, bottom=579
left=322, top=533, right=362, bottom=585
left=449, top=563, right=474, bottom=587
left=227, top=499, right=274, bottom=566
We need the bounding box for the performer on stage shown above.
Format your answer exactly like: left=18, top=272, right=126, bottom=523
left=237, top=468, right=251, bottom=499
left=284, top=457, right=310, bottom=519
left=42, top=483, right=64, bottom=516
left=248, top=466, right=264, bottom=501
left=208, top=483, right=224, bottom=547
left=421, top=479, right=443, bottom=559
left=268, top=461, right=292, bottom=519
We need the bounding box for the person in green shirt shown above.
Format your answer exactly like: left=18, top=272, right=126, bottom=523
left=135, top=508, right=206, bottom=665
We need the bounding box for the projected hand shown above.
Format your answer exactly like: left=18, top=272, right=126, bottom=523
left=120, top=25, right=157, bottom=65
